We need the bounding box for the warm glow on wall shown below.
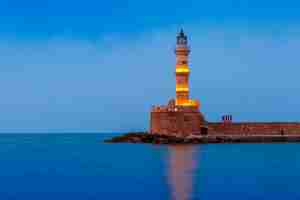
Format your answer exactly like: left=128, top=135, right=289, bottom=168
left=176, top=87, right=189, bottom=92
left=176, top=68, right=190, bottom=73
left=175, top=99, right=199, bottom=108
left=176, top=65, right=189, bottom=73
left=176, top=83, right=189, bottom=92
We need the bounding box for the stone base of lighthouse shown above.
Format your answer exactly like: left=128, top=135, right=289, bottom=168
left=150, top=99, right=207, bottom=137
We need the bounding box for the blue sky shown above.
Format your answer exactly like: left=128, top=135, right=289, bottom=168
left=1, top=0, right=300, bottom=132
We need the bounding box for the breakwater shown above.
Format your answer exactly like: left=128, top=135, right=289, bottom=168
left=208, top=122, right=300, bottom=135
left=104, top=132, right=300, bottom=144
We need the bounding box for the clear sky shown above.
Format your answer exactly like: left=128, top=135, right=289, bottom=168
left=1, top=0, right=300, bottom=133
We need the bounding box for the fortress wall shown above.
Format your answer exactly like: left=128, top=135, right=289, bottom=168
left=208, top=122, right=300, bottom=135
left=150, top=111, right=203, bottom=136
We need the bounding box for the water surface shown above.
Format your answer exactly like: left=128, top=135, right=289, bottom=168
left=0, top=133, right=299, bottom=200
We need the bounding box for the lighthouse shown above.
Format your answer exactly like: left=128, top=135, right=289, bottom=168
left=175, top=29, right=199, bottom=108
left=150, top=29, right=206, bottom=136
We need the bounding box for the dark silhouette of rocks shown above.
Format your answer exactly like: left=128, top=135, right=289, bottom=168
left=104, top=132, right=300, bottom=144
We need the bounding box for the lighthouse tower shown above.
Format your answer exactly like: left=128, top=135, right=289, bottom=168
left=150, top=29, right=205, bottom=136
left=175, top=29, right=199, bottom=108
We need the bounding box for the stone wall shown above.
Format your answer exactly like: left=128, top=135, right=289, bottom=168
left=150, top=110, right=205, bottom=137
left=208, top=122, right=300, bottom=135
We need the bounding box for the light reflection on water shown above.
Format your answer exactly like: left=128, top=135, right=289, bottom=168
left=167, top=145, right=199, bottom=200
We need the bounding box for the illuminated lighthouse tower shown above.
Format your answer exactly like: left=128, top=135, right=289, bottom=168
left=150, top=29, right=205, bottom=136
left=175, top=29, right=199, bottom=108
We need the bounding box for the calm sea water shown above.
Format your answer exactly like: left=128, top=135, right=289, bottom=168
left=0, top=133, right=300, bottom=200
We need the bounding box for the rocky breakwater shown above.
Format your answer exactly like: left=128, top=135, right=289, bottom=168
left=104, top=132, right=300, bottom=144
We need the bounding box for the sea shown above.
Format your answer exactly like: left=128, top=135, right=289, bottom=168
left=0, top=133, right=300, bottom=200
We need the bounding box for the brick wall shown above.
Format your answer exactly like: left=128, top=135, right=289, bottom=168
left=150, top=110, right=205, bottom=136
left=208, top=122, right=300, bottom=135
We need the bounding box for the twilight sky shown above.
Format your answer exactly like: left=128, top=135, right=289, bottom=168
left=1, top=0, right=300, bottom=132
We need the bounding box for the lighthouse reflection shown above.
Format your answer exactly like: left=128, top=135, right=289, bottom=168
left=167, top=145, right=199, bottom=200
